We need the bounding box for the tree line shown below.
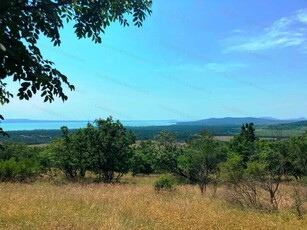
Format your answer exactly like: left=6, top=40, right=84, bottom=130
left=0, top=117, right=306, bottom=209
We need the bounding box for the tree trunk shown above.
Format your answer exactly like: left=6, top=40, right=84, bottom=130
left=199, top=182, right=206, bottom=195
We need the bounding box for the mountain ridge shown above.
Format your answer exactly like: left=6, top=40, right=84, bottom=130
left=176, top=117, right=306, bottom=126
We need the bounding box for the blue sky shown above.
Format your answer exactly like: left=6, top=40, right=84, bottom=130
left=3, top=0, right=307, bottom=121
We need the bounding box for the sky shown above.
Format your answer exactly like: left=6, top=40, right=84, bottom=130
left=2, top=0, right=307, bottom=121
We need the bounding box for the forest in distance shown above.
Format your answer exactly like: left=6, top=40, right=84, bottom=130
left=0, top=117, right=306, bottom=145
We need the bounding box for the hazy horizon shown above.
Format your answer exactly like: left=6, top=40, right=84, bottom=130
left=2, top=116, right=306, bottom=122
left=2, top=1, right=307, bottom=121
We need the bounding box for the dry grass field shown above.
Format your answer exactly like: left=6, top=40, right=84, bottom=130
left=0, top=176, right=306, bottom=230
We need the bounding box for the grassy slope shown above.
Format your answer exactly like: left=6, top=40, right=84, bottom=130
left=0, top=180, right=306, bottom=229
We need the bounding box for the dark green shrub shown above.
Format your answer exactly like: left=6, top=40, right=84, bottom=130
left=0, top=157, right=41, bottom=182
left=130, top=141, right=157, bottom=176
left=154, top=175, right=175, bottom=192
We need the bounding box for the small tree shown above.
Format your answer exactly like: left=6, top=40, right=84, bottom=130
left=154, top=131, right=182, bottom=175
left=220, top=123, right=261, bottom=207
left=221, top=137, right=288, bottom=209
left=88, top=117, right=135, bottom=183
left=220, top=153, right=259, bottom=207
left=230, top=123, right=257, bottom=163
left=254, top=141, right=287, bottom=208
left=180, top=132, right=226, bottom=194
left=51, top=126, right=90, bottom=180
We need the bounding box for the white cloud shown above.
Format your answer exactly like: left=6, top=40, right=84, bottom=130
left=296, top=9, right=307, bottom=24
left=224, top=8, right=307, bottom=52
left=157, top=62, right=246, bottom=73
left=204, top=63, right=246, bottom=72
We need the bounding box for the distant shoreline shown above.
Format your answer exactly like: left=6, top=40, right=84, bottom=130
left=1, top=119, right=92, bottom=123
left=0, top=120, right=177, bottom=131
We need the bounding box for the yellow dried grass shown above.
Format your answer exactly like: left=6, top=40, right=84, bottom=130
left=0, top=182, right=306, bottom=229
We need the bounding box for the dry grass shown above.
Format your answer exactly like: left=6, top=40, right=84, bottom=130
left=0, top=180, right=306, bottom=230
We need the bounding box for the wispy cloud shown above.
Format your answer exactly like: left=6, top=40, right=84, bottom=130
left=224, top=8, right=307, bottom=52
left=204, top=63, right=246, bottom=72
left=158, top=62, right=246, bottom=73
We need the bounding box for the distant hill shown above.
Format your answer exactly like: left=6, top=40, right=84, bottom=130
left=176, top=117, right=306, bottom=126
left=265, top=120, right=307, bottom=130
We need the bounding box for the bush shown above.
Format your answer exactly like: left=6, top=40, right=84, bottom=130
left=130, top=141, right=158, bottom=176
left=154, top=175, right=175, bottom=192
left=0, top=157, right=41, bottom=182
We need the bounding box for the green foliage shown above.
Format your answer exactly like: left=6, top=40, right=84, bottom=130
left=220, top=129, right=294, bottom=208
left=230, top=123, right=257, bottom=163
left=289, top=132, right=307, bottom=179
left=49, top=117, right=135, bottom=183
left=1, top=121, right=307, bottom=201
left=37, top=146, right=55, bottom=173
left=0, top=142, right=41, bottom=161
left=154, top=131, right=181, bottom=173
left=0, top=143, right=45, bottom=182
left=179, top=132, right=226, bottom=193
left=0, top=157, right=41, bottom=182
left=130, top=141, right=157, bottom=175
left=240, top=123, right=257, bottom=142
left=154, top=175, right=175, bottom=192
left=152, top=130, right=227, bottom=194
left=219, top=152, right=245, bottom=184
left=89, top=117, right=135, bottom=183
left=52, top=126, right=89, bottom=180
left=2, top=123, right=304, bottom=145
left=0, top=129, right=66, bottom=145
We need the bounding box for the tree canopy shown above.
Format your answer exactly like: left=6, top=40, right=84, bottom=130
left=0, top=0, right=152, bottom=130
left=50, top=116, right=135, bottom=182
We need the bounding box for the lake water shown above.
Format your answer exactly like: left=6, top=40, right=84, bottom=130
left=0, top=120, right=177, bottom=131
